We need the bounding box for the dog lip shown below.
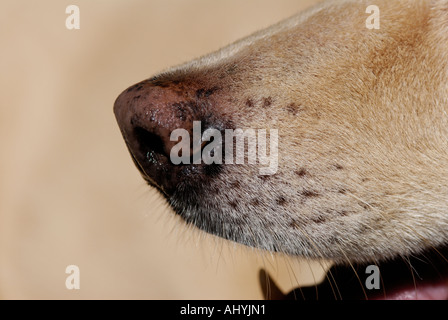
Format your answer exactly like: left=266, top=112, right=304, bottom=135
left=277, top=247, right=448, bottom=300
left=144, top=177, right=170, bottom=198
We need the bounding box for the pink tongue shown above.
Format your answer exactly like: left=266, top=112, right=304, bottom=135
left=380, top=280, right=448, bottom=300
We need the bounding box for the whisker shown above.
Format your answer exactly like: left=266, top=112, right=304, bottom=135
left=284, top=257, right=303, bottom=300
left=334, top=242, right=368, bottom=300
left=431, top=246, right=448, bottom=265
left=304, top=259, right=319, bottom=300
left=403, top=255, right=418, bottom=299
left=291, top=222, right=340, bottom=300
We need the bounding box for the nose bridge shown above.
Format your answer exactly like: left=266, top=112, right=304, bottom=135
left=115, top=80, right=196, bottom=144
left=114, top=80, right=187, bottom=132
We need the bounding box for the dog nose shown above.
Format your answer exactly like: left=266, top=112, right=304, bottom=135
left=114, top=79, right=193, bottom=196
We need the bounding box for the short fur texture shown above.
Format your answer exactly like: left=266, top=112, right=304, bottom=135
left=114, top=0, right=448, bottom=265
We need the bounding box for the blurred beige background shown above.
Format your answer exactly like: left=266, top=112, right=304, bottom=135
left=0, top=0, right=327, bottom=299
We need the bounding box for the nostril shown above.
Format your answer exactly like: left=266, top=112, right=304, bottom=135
left=114, top=78, right=229, bottom=196
left=133, top=126, right=167, bottom=163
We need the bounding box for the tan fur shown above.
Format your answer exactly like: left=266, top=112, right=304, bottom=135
left=116, top=0, right=448, bottom=264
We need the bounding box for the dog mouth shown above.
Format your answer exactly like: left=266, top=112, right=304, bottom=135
left=261, top=246, right=448, bottom=300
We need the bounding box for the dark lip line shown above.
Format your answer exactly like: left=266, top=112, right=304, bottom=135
left=142, top=174, right=169, bottom=197
left=128, top=144, right=148, bottom=177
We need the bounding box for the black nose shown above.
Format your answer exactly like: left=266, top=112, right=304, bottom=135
left=114, top=80, right=184, bottom=195
left=113, top=78, right=225, bottom=196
